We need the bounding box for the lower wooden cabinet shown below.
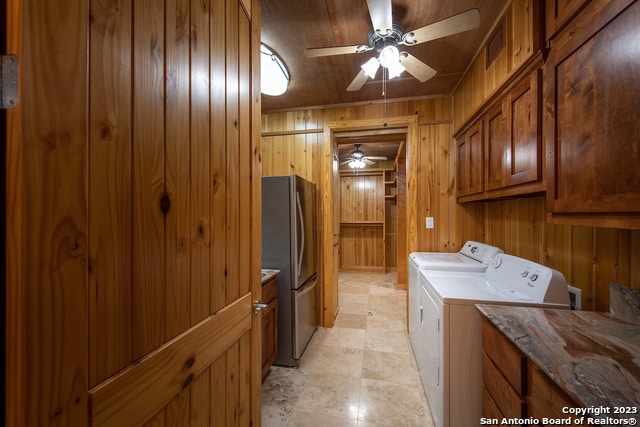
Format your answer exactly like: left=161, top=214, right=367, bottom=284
left=482, top=319, right=582, bottom=424
left=482, top=319, right=527, bottom=418
left=261, top=274, right=278, bottom=380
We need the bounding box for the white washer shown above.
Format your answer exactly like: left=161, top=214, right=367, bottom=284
left=408, top=241, right=502, bottom=369
left=418, top=253, right=570, bottom=427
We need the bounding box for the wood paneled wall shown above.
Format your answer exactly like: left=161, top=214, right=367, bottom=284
left=481, top=197, right=640, bottom=311
left=453, top=0, right=538, bottom=132
left=6, top=0, right=263, bottom=425
left=339, top=172, right=386, bottom=272
left=261, top=110, right=324, bottom=183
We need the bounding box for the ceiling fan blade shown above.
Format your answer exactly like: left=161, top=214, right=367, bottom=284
left=366, top=0, right=393, bottom=35
left=366, top=156, right=388, bottom=160
left=305, top=44, right=371, bottom=58
left=363, top=158, right=376, bottom=165
left=399, top=52, right=437, bottom=82
left=347, top=69, right=369, bottom=92
left=401, top=8, right=480, bottom=46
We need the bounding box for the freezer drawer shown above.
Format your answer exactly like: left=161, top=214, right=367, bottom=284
left=292, top=276, right=318, bottom=360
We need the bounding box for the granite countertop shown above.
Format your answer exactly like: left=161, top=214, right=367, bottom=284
left=261, top=269, right=279, bottom=284
left=477, top=304, right=640, bottom=418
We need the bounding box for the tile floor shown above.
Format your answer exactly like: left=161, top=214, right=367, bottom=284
left=261, top=272, right=434, bottom=426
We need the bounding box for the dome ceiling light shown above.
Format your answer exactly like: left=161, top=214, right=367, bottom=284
left=261, top=43, right=290, bottom=96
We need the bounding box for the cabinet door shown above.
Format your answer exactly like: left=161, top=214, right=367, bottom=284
left=545, top=0, right=640, bottom=217
left=506, top=69, right=541, bottom=187
left=485, top=100, right=508, bottom=190
left=545, top=0, right=590, bottom=40
left=457, top=121, right=484, bottom=197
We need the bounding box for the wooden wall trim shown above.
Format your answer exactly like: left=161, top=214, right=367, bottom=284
left=262, top=128, right=323, bottom=137
left=89, top=293, right=252, bottom=427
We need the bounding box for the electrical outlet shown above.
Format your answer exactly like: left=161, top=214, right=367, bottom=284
left=567, top=285, right=581, bottom=310
left=426, top=217, right=434, bottom=229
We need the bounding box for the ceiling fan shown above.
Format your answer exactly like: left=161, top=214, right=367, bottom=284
left=304, top=0, right=480, bottom=91
left=341, top=144, right=388, bottom=168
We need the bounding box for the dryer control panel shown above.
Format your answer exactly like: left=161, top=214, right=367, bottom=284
left=487, top=254, right=570, bottom=305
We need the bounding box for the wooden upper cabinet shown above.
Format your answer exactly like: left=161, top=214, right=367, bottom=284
left=505, top=69, right=541, bottom=187
left=457, top=121, right=484, bottom=197
left=544, top=0, right=591, bottom=40
left=545, top=0, right=640, bottom=228
left=458, top=66, right=544, bottom=202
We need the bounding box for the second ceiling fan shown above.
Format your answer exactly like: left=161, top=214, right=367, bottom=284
left=342, top=144, right=388, bottom=168
left=305, top=0, right=480, bottom=91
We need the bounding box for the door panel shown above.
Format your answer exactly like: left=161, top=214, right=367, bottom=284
left=5, top=0, right=262, bottom=425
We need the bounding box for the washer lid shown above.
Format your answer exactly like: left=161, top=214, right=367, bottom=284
left=420, top=270, right=513, bottom=304
left=409, top=241, right=503, bottom=271
left=409, top=252, right=484, bottom=271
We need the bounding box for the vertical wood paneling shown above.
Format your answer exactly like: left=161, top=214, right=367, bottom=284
left=16, top=0, right=90, bottom=424
left=594, top=228, right=619, bottom=311
left=210, top=354, right=226, bottom=425
left=165, top=0, right=191, bottom=338
left=631, top=231, right=640, bottom=289
left=453, top=0, right=538, bottom=132
left=210, top=0, right=228, bottom=315
left=571, top=227, right=595, bottom=310
left=225, top=0, right=240, bottom=304
left=132, top=0, right=166, bottom=360
left=238, top=1, right=251, bottom=299
left=190, top=0, right=212, bottom=325
left=11, top=0, right=261, bottom=425
left=89, top=0, right=133, bottom=386
left=189, top=369, right=211, bottom=426
left=417, top=125, right=434, bottom=251
left=226, top=342, right=240, bottom=424
left=164, top=387, right=189, bottom=425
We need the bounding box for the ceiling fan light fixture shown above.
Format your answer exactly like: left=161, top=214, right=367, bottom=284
left=361, top=57, right=380, bottom=79
left=387, top=60, right=405, bottom=79
left=378, top=45, right=399, bottom=69
left=349, top=159, right=366, bottom=169
left=260, top=43, right=290, bottom=96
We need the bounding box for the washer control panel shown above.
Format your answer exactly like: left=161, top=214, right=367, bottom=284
left=459, top=241, right=503, bottom=264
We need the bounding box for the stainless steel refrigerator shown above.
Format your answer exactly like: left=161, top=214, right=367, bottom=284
left=262, top=174, right=318, bottom=367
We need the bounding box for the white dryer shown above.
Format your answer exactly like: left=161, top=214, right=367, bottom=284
left=418, top=253, right=570, bottom=427
left=408, top=241, right=502, bottom=370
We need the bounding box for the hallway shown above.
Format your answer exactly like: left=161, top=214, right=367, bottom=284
left=261, top=272, right=434, bottom=426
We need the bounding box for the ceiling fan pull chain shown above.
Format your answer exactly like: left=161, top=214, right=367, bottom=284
left=383, top=67, right=387, bottom=118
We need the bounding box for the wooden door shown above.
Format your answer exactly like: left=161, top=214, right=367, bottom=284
left=5, top=0, right=263, bottom=425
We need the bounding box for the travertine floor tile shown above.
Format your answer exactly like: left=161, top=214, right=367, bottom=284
left=261, top=272, right=433, bottom=426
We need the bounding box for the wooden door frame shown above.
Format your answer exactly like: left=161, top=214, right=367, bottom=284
left=320, top=116, right=418, bottom=327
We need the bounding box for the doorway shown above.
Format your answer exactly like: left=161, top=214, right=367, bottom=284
left=320, top=116, right=418, bottom=326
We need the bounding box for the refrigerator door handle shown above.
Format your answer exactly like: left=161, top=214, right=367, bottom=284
left=296, top=191, right=305, bottom=276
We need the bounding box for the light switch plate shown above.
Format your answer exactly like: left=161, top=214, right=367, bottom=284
left=426, top=217, right=434, bottom=228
